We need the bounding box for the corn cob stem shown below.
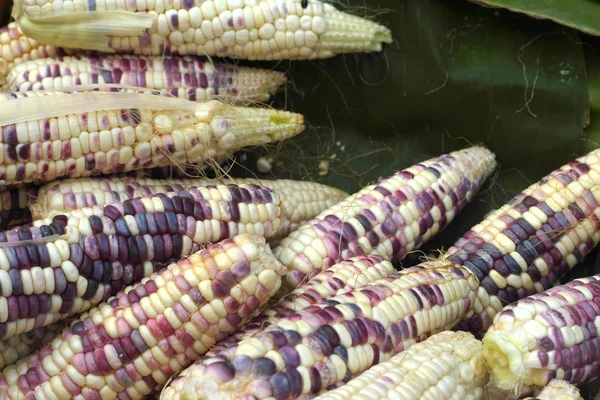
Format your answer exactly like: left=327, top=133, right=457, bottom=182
left=523, top=379, right=583, bottom=400
left=0, top=183, right=282, bottom=341
left=273, top=145, right=497, bottom=292
left=0, top=233, right=286, bottom=399
left=160, top=260, right=479, bottom=400
left=4, top=54, right=287, bottom=103
left=0, top=322, right=65, bottom=370
left=313, top=331, right=489, bottom=400
left=483, top=274, right=600, bottom=396
left=31, top=176, right=348, bottom=242
left=207, top=255, right=396, bottom=358
left=12, top=0, right=393, bottom=60
left=0, top=89, right=303, bottom=185
left=449, top=148, right=600, bottom=333
left=0, top=22, right=79, bottom=85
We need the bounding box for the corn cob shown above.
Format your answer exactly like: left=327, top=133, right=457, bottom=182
left=0, top=233, right=286, bottom=399
left=0, top=322, right=65, bottom=370
left=160, top=259, right=479, bottom=399
left=448, top=148, right=600, bottom=334
left=483, top=273, right=600, bottom=396
left=273, top=145, right=497, bottom=291
left=12, top=0, right=393, bottom=60
left=523, top=380, right=583, bottom=400
left=312, top=330, right=488, bottom=400
left=0, top=89, right=304, bottom=185
left=4, top=54, right=287, bottom=103
left=31, top=176, right=348, bottom=242
left=0, top=184, right=37, bottom=229
left=0, top=22, right=78, bottom=85
left=207, top=254, right=396, bottom=357
left=0, top=182, right=282, bottom=341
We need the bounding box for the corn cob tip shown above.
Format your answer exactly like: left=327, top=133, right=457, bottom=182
left=233, top=67, right=288, bottom=102
left=314, top=3, right=393, bottom=58
left=215, top=102, right=305, bottom=149
left=482, top=330, right=528, bottom=394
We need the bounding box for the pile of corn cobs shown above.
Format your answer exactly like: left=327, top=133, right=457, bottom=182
left=0, top=1, right=597, bottom=399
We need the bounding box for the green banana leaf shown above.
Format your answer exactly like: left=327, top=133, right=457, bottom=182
left=466, top=0, right=600, bottom=36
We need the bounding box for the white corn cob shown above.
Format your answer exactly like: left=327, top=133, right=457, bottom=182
left=0, top=88, right=304, bottom=185
left=11, top=0, right=393, bottom=60
left=313, top=331, right=489, bottom=400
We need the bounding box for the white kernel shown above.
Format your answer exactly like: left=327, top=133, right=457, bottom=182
left=312, top=16, right=326, bottom=35
left=258, top=23, right=275, bottom=39
left=200, top=1, right=216, bottom=19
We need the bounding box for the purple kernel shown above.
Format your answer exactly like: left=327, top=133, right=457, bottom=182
left=252, top=357, right=277, bottom=377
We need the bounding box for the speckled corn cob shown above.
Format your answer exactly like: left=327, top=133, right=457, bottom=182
left=0, top=183, right=282, bottom=341
left=274, top=145, right=497, bottom=291
left=31, top=176, right=348, bottom=242
left=0, top=322, right=65, bottom=370
left=13, top=0, right=393, bottom=60
left=483, top=274, right=600, bottom=396
left=523, top=380, right=583, bottom=400
left=0, top=89, right=304, bottom=185
left=207, top=255, right=396, bottom=357
left=313, top=331, right=489, bottom=400
left=0, top=233, right=286, bottom=400
left=5, top=54, right=287, bottom=102
left=160, top=260, right=479, bottom=400
left=0, top=184, right=37, bottom=229
left=448, top=148, right=600, bottom=334
left=0, top=22, right=78, bottom=85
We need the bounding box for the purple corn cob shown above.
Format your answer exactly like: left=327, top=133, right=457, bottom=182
left=0, top=183, right=282, bottom=341
left=483, top=273, right=600, bottom=397
left=161, top=260, right=479, bottom=399
left=448, top=148, right=600, bottom=333
left=206, top=255, right=396, bottom=357
left=31, top=176, right=349, bottom=244
left=273, top=145, right=497, bottom=291
left=0, top=233, right=286, bottom=400
left=5, top=54, right=287, bottom=103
